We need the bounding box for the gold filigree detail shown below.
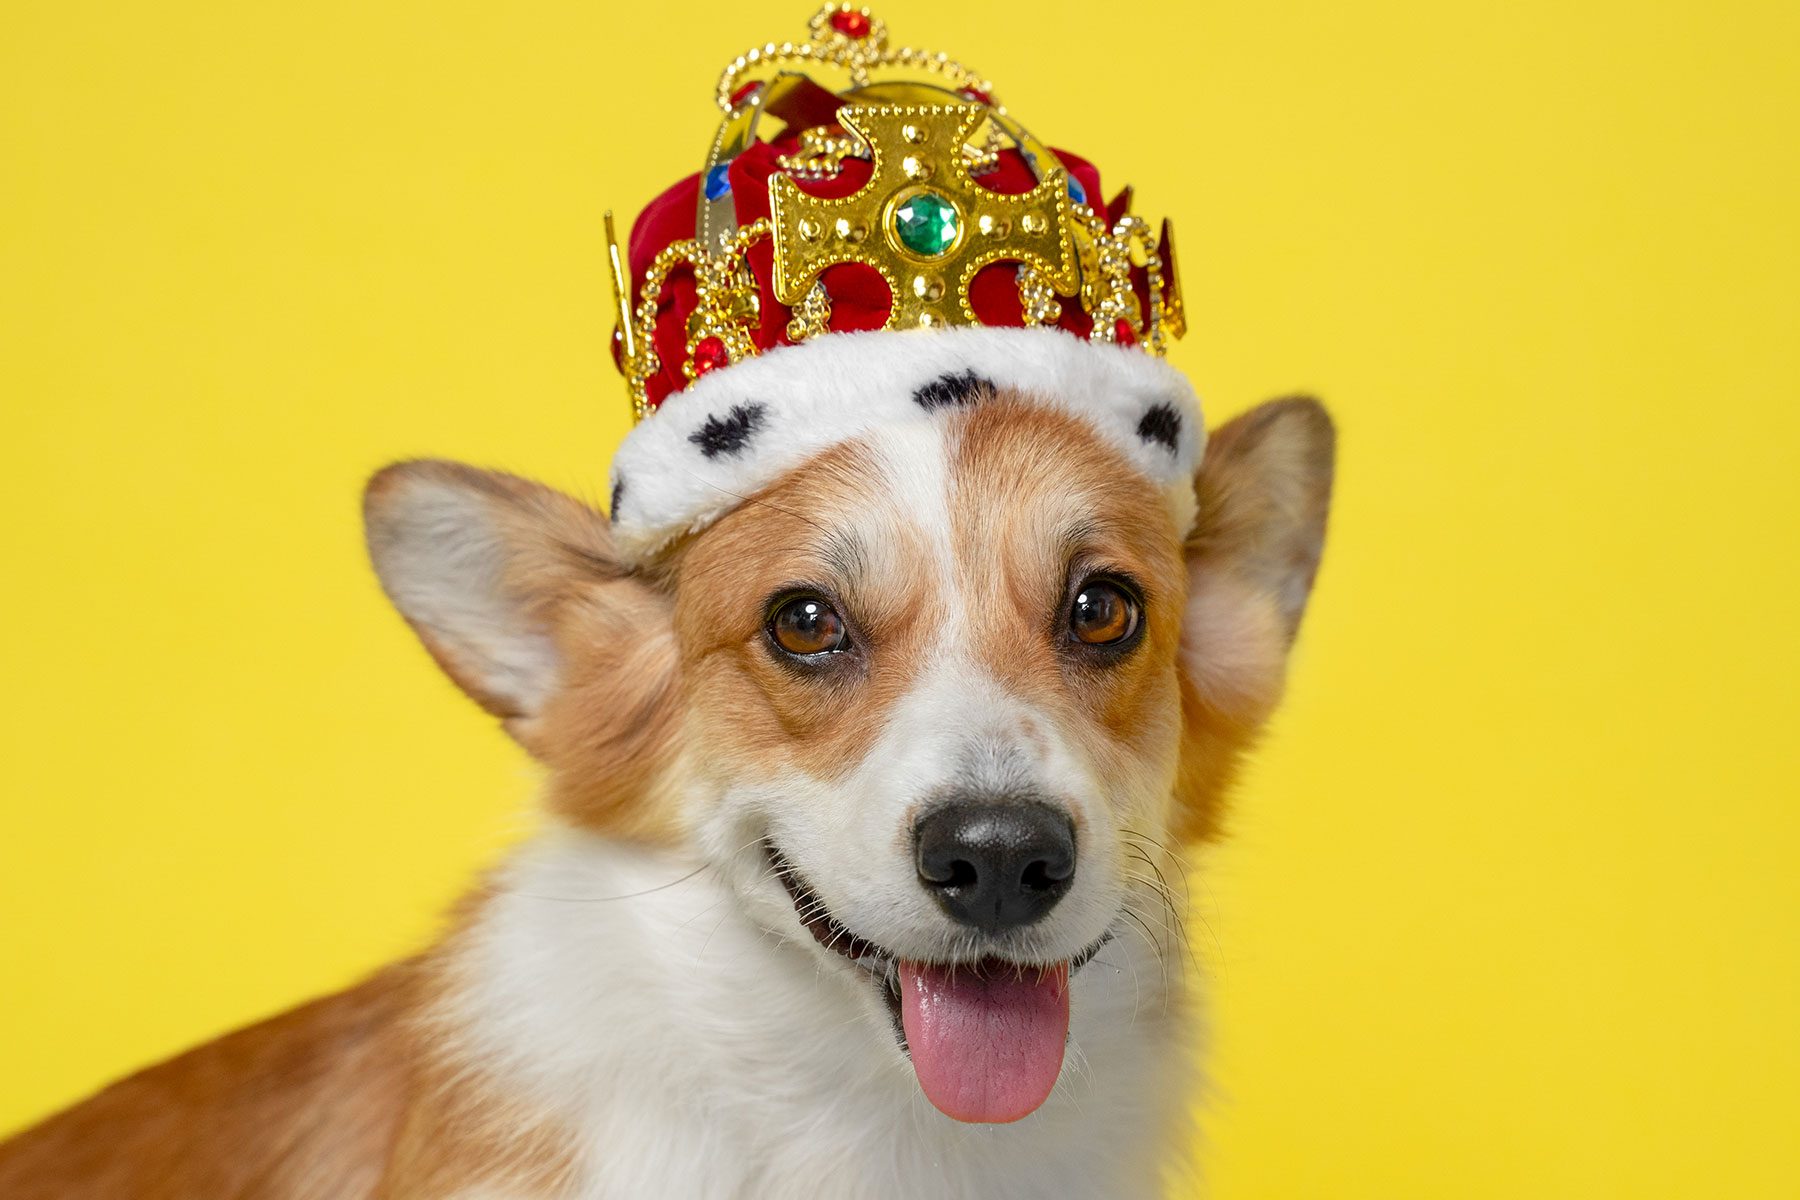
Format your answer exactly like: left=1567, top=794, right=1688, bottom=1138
left=613, top=219, right=772, bottom=421
left=777, top=127, right=871, bottom=180
left=779, top=121, right=1003, bottom=182
left=1067, top=205, right=1171, bottom=353
left=1016, top=264, right=1062, bottom=327
left=963, top=123, right=1003, bottom=177
left=786, top=281, right=833, bottom=341
left=769, top=103, right=1077, bottom=330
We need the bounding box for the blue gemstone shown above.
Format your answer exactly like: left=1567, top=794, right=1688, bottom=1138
left=704, top=163, right=732, bottom=202
left=1066, top=174, right=1087, bottom=204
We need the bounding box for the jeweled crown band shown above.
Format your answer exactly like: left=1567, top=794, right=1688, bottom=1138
left=608, top=3, right=1187, bottom=420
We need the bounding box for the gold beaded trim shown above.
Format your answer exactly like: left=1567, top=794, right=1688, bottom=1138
left=777, top=122, right=1004, bottom=181
left=622, top=220, right=772, bottom=421
left=1073, top=205, right=1169, bottom=354
left=717, top=4, right=995, bottom=113
left=786, top=280, right=833, bottom=341
left=777, top=127, right=870, bottom=181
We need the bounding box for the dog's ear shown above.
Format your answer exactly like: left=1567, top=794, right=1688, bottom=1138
left=364, top=461, right=684, bottom=836
left=1188, top=396, right=1335, bottom=641
left=364, top=461, right=587, bottom=731
left=1175, top=397, right=1335, bottom=839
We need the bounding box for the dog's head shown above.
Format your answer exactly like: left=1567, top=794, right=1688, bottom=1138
left=364, top=369, right=1332, bottom=1124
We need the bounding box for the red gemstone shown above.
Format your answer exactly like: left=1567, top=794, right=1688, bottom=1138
left=728, top=80, right=762, bottom=106
left=1114, top=319, right=1137, bottom=346
left=691, top=336, right=729, bottom=375
left=959, top=88, right=993, bottom=107
left=830, top=9, right=871, bottom=37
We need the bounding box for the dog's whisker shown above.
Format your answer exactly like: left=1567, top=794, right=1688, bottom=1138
left=1118, top=905, right=1172, bottom=1013
left=1120, top=832, right=1211, bottom=980
left=1119, top=862, right=1182, bottom=919
left=1120, top=868, right=1184, bottom=931
left=491, top=832, right=777, bottom=904
left=1121, top=831, right=1200, bottom=908
left=1122, top=870, right=1189, bottom=942
left=1121, top=842, right=1183, bottom=907
left=496, top=860, right=710, bottom=903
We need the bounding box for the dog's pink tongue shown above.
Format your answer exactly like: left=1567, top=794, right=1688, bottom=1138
left=898, top=960, right=1069, bottom=1124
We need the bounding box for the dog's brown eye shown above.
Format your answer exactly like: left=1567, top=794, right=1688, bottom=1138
left=1069, top=580, right=1140, bottom=646
left=769, top=595, right=848, bottom=657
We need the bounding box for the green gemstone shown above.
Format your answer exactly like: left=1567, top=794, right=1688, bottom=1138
left=893, top=191, right=961, bottom=257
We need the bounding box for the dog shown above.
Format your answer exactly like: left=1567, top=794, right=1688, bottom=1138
left=1, top=8, right=1335, bottom=1192
left=0, top=328, right=1333, bottom=1197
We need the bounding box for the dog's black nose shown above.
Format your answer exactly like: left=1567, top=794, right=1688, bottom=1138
left=914, top=802, right=1076, bottom=933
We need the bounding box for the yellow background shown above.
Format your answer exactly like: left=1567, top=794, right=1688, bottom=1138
left=3, top=1, right=1796, bottom=1195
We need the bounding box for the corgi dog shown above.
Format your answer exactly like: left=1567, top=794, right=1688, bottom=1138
left=0, top=328, right=1333, bottom=1198
left=2, top=10, right=1336, bottom=1193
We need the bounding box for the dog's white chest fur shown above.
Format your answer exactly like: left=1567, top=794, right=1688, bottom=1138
left=440, top=832, right=1193, bottom=1200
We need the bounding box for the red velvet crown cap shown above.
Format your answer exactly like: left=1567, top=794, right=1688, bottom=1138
left=617, top=129, right=1154, bottom=411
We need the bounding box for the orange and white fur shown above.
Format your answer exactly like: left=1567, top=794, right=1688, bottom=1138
left=0, top=340, right=1333, bottom=1198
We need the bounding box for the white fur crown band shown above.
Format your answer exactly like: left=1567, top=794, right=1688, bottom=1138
left=606, top=326, right=1205, bottom=563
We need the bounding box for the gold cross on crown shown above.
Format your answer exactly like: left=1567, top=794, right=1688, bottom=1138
left=768, top=103, right=1080, bottom=330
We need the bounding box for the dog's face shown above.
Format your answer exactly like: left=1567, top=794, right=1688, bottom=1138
left=365, top=388, right=1332, bottom=1124
left=677, top=395, right=1187, bottom=965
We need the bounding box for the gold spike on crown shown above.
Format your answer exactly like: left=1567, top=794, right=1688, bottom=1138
left=607, top=4, right=1187, bottom=420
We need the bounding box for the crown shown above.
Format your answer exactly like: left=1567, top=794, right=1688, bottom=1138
left=607, top=4, right=1188, bottom=420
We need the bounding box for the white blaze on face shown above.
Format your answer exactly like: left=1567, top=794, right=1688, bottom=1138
left=752, top=418, right=1124, bottom=964
left=732, top=420, right=1124, bottom=1124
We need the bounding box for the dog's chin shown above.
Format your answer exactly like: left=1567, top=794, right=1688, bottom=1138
left=763, top=841, right=1114, bottom=1125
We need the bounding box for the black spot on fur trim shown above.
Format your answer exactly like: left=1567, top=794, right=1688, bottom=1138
left=913, top=369, right=994, bottom=410
left=689, top=403, right=767, bottom=458
left=1136, top=402, right=1182, bottom=453
left=608, top=476, right=625, bottom=518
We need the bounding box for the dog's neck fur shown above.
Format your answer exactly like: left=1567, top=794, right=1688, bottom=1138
left=436, top=827, right=1194, bottom=1199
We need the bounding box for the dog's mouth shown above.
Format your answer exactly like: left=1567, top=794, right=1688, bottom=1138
left=766, top=841, right=1109, bottom=1124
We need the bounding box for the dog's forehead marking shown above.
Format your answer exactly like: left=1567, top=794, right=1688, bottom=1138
left=847, top=390, right=1179, bottom=664
left=848, top=396, right=1171, bottom=774
left=861, top=418, right=960, bottom=602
